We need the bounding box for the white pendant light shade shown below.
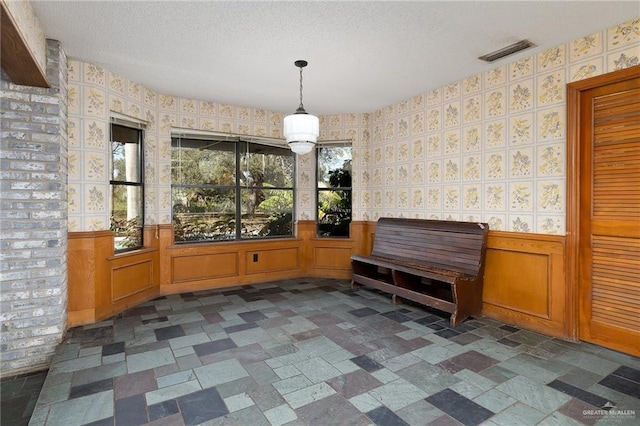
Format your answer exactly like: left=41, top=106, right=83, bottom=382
left=283, top=113, right=319, bottom=155
left=283, top=60, right=319, bottom=155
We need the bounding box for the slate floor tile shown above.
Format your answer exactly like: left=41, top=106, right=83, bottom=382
left=397, top=361, right=460, bottom=395
left=446, top=350, right=499, bottom=373
left=449, top=332, right=483, bottom=346
left=282, top=382, right=336, bottom=409
left=381, top=310, right=413, bottom=323
left=193, top=358, right=249, bottom=388
left=350, top=355, right=384, bottom=372
left=23, top=278, right=640, bottom=426
left=263, top=403, right=297, bottom=426
left=434, top=328, right=461, bottom=339
left=499, top=325, right=520, bottom=333
left=558, top=398, right=603, bottom=425
left=142, top=316, right=168, bottom=325
left=83, top=417, right=115, bottom=426
left=46, top=390, right=114, bottom=426
left=193, top=338, right=237, bottom=357
left=272, top=375, right=313, bottom=396
left=238, top=310, right=268, bottom=322
left=148, top=399, right=180, bottom=422
left=248, top=383, right=287, bottom=411
left=496, top=375, right=571, bottom=413
left=102, top=342, right=125, bottom=356
left=306, top=312, right=344, bottom=326
left=327, top=370, right=383, bottom=399
left=114, top=393, right=147, bottom=426
left=154, top=325, right=185, bottom=341
left=203, top=312, right=225, bottom=324
left=366, top=405, right=411, bottom=426
left=294, top=356, right=342, bottom=383
left=426, top=322, right=448, bottom=331
left=547, top=379, right=610, bottom=408
left=437, top=359, right=465, bottom=374
left=599, top=374, right=640, bottom=399
left=69, top=378, right=113, bottom=399
left=612, top=365, right=640, bottom=384
left=368, top=378, right=427, bottom=411
left=223, top=392, right=255, bottom=413
left=127, top=347, right=175, bottom=374
left=348, top=307, right=379, bottom=317
left=177, top=387, right=228, bottom=426
left=224, top=322, right=259, bottom=334
left=296, top=394, right=369, bottom=425
left=426, top=388, right=494, bottom=426
left=413, top=315, right=442, bottom=326
left=497, top=337, right=521, bottom=348
left=113, top=369, right=157, bottom=400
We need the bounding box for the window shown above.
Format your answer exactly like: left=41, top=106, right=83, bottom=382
left=317, top=143, right=352, bottom=237
left=171, top=136, right=294, bottom=243
left=110, top=123, right=144, bottom=252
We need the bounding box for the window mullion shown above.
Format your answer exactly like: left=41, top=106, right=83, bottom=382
left=235, top=141, right=241, bottom=240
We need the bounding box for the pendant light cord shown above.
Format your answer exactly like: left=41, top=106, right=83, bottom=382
left=298, top=66, right=304, bottom=111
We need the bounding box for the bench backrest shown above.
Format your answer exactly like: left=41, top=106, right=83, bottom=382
left=372, top=218, right=489, bottom=278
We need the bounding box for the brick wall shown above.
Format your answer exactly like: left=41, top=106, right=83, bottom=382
left=0, top=39, right=68, bottom=376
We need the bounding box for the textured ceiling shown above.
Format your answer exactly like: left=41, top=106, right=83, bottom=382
left=31, top=1, right=639, bottom=115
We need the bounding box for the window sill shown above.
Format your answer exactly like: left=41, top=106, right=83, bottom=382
left=108, top=246, right=158, bottom=260
left=310, top=236, right=355, bottom=242
left=168, top=237, right=303, bottom=249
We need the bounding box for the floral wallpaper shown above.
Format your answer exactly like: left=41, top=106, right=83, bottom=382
left=68, top=17, right=640, bottom=235
left=358, top=17, right=639, bottom=234
left=67, top=60, right=297, bottom=230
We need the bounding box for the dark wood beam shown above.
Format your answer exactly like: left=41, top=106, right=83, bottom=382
left=1, top=2, right=49, bottom=87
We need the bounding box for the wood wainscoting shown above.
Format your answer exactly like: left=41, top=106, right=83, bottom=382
left=68, top=221, right=570, bottom=339
left=298, top=220, right=368, bottom=279
left=158, top=225, right=306, bottom=294
left=67, top=221, right=368, bottom=325
left=483, top=231, right=568, bottom=338
left=67, top=226, right=160, bottom=326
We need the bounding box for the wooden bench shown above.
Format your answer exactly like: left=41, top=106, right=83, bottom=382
left=350, top=218, right=489, bottom=327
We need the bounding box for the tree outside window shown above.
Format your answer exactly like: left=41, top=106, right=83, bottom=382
left=317, top=143, right=352, bottom=237
left=171, top=137, right=294, bottom=243
left=110, top=123, right=144, bottom=252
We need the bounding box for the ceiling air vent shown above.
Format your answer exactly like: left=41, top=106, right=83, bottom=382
left=478, top=39, right=535, bottom=62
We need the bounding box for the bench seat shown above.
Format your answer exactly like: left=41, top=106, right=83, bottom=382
left=350, top=254, right=471, bottom=282
left=351, top=218, right=489, bottom=327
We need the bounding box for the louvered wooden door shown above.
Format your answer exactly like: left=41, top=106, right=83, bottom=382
left=578, top=76, right=640, bottom=356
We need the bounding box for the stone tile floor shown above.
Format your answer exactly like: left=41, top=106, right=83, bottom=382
left=1, top=369, right=48, bottom=425
left=25, top=278, right=640, bottom=425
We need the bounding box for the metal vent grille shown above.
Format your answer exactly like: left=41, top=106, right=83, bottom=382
left=478, top=40, right=535, bottom=62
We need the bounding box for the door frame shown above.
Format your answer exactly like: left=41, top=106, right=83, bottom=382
left=565, top=65, right=640, bottom=341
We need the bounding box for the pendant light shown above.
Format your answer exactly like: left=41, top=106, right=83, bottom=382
left=283, top=60, right=319, bottom=155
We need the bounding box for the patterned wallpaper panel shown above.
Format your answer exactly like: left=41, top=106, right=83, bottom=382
left=68, top=17, right=639, bottom=235
left=67, top=61, right=298, bottom=230
left=360, top=17, right=639, bottom=234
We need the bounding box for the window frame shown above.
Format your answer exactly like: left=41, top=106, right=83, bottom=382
left=171, top=134, right=295, bottom=243
left=109, top=121, right=145, bottom=253
left=316, top=141, right=352, bottom=238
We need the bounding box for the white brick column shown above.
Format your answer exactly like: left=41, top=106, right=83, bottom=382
left=0, top=40, right=68, bottom=376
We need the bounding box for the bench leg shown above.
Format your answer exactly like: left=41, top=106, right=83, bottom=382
left=392, top=294, right=403, bottom=305
left=351, top=280, right=360, bottom=290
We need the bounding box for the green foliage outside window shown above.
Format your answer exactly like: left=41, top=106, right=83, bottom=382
left=172, top=138, right=294, bottom=242
left=317, top=145, right=352, bottom=237
left=110, top=123, right=144, bottom=252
